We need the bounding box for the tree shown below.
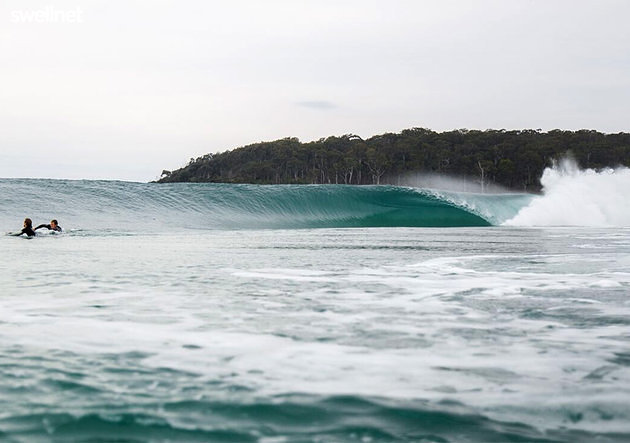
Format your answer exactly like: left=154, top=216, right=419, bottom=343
left=157, top=128, right=630, bottom=191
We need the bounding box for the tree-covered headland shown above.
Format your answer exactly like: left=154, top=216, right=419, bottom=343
left=157, top=128, right=630, bottom=192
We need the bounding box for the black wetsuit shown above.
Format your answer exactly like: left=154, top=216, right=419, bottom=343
left=19, top=227, right=36, bottom=236
left=35, top=224, right=62, bottom=232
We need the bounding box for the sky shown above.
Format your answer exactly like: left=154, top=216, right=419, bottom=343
left=1, top=0, right=629, bottom=182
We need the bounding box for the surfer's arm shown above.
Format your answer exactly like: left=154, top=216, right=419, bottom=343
left=8, top=229, right=30, bottom=236
left=34, top=224, right=49, bottom=231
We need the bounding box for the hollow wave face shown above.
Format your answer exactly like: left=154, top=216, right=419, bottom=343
left=0, top=179, right=535, bottom=232
left=505, top=159, right=630, bottom=227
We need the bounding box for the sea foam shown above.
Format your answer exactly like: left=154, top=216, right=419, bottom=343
left=505, top=158, right=630, bottom=227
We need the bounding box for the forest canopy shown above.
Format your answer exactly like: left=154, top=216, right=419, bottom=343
left=157, top=128, right=630, bottom=192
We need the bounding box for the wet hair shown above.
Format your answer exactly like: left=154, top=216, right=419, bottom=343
left=51, top=219, right=58, bottom=225
left=24, top=218, right=32, bottom=228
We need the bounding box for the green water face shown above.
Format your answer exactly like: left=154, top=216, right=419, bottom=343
left=0, top=180, right=528, bottom=230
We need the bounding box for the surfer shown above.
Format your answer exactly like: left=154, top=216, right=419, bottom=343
left=34, top=219, right=62, bottom=232
left=10, top=218, right=36, bottom=237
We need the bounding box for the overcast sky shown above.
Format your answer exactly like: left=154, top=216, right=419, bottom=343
left=1, top=0, right=629, bottom=181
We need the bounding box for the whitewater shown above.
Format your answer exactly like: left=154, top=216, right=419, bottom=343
left=1, top=163, right=629, bottom=442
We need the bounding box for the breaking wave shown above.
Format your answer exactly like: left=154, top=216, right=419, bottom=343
left=505, top=159, right=630, bottom=227
left=0, top=179, right=533, bottom=232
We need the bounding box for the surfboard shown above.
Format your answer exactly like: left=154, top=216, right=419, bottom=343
left=6, top=232, right=35, bottom=238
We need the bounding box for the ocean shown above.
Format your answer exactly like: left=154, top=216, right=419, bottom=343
left=1, top=163, right=629, bottom=442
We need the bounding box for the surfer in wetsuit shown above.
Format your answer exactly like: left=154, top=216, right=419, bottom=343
left=11, top=218, right=36, bottom=237
left=34, top=219, right=62, bottom=232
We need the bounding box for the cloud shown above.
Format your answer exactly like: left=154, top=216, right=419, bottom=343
left=295, top=100, right=337, bottom=110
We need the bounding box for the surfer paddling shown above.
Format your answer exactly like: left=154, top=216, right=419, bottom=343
left=10, top=218, right=37, bottom=237
left=34, top=219, right=62, bottom=233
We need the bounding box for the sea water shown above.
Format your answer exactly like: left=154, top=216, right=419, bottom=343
left=1, top=164, right=629, bottom=442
